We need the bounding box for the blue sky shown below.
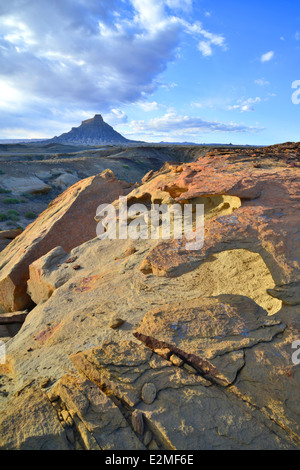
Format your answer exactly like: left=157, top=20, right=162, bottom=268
left=0, top=0, right=299, bottom=144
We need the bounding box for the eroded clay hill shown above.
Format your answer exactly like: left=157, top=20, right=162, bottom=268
left=0, top=143, right=299, bottom=450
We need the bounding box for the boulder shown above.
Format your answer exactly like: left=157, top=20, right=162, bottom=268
left=27, top=246, right=70, bottom=304
left=52, top=173, right=80, bottom=190
left=0, top=229, right=22, bottom=253
left=0, top=229, right=22, bottom=240
left=0, top=310, right=28, bottom=324
left=0, top=176, right=51, bottom=195
left=0, top=169, right=132, bottom=311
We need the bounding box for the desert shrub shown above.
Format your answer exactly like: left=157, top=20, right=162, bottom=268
left=3, top=197, right=20, bottom=204
left=0, top=187, right=11, bottom=194
left=122, top=164, right=130, bottom=169
left=20, top=192, right=35, bottom=200
left=7, top=209, right=19, bottom=216
left=24, top=211, right=37, bottom=219
left=6, top=210, right=20, bottom=221
left=0, top=213, right=8, bottom=221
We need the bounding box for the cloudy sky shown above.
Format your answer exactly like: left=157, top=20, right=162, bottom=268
left=0, top=0, right=299, bottom=144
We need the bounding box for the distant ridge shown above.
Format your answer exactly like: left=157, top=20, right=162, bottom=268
left=48, top=114, right=137, bottom=146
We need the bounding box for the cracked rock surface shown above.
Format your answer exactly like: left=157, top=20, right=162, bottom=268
left=0, top=143, right=299, bottom=449
left=133, top=295, right=286, bottom=386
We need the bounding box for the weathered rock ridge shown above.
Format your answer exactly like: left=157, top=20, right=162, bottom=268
left=0, top=169, right=132, bottom=312
left=0, top=142, right=299, bottom=450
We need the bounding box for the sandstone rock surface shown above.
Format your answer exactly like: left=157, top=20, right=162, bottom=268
left=0, top=387, right=69, bottom=450
left=0, top=143, right=299, bottom=450
left=52, top=173, right=80, bottom=190
left=0, top=169, right=132, bottom=311
left=1, top=176, right=51, bottom=195
left=48, top=374, right=145, bottom=450
left=70, top=340, right=296, bottom=450
left=134, top=295, right=286, bottom=385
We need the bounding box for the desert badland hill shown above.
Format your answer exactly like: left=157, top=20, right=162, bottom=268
left=49, top=114, right=135, bottom=146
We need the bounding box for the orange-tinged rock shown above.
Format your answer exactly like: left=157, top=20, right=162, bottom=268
left=27, top=246, right=70, bottom=305
left=136, top=145, right=300, bottom=292
left=0, top=170, right=132, bottom=312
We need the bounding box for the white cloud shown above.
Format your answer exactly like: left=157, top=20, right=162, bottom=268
left=165, top=0, right=192, bottom=12
left=191, top=102, right=204, bottom=109
left=137, top=101, right=160, bottom=112
left=128, top=111, right=262, bottom=137
left=295, top=31, right=300, bottom=41
left=157, top=81, right=178, bottom=90
left=198, top=41, right=213, bottom=57
left=0, top=0, right=227, bottom=136
left=254, top=78, right=270, bottom=86
left=228, top=97, right=262, bottom=113
left=0, top=80, right=26, bottom=110
left=197, top=27, right=226, bottom=56
left=103, top=109, right=128, bottom=125
left=261, top=51, right=274, bottom=62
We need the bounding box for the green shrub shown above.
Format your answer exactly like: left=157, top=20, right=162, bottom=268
left=21, top=192, right=34, bottom=199
left=3, top=197, right=20, bottom=204
left=122, top=164, right=130, bottom=169
left=24, top=211, right=37, bottom=219
left=6, top=209, right=20, bottom=221
left=0, top=187, right=11, bottom=194
left=0, top=213, right=8, bottom=221
left=7, top=209, right=19, bottom=216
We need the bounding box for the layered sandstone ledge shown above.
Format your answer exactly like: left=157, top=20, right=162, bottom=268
left=0, top=143, right=299, bottom=450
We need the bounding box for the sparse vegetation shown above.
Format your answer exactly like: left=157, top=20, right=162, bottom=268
left=0, top=187, right=11, bottom=194
left=21, top=192, right=35, bottom=199
left=24, top=211, right=37, bottom=219
left=7, top=210, right=19, bottom=216
left=0, top=210, right=20, bottom=222
left=6, top=210, right=20, bottom=221
left=3, top=197, right=20, bottom=205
